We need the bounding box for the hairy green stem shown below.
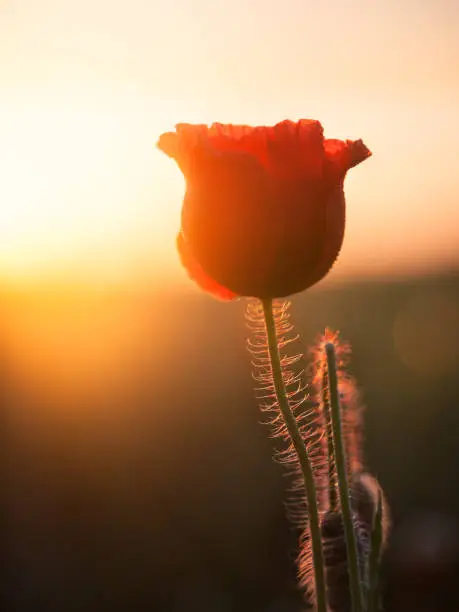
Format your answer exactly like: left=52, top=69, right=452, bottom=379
left=322, top=369, right=339, bottom=512
left=326, top=342, right=364, bottom=612
left=262, top=298, right=327, bottom=612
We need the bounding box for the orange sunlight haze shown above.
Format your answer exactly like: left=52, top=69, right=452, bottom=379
left=1, top=0, right=459, bottom=285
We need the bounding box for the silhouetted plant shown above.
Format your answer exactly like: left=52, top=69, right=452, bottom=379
left=247, top=304, right=390, bottom=611
left=158, top=118, right=389, bottom=611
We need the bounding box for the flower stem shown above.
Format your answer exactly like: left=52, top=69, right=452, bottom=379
left=325, top=342, right=364, bottom=612
left=261, top=298, right=327, bottom=612
left=322, top=369, right=339, bottom=512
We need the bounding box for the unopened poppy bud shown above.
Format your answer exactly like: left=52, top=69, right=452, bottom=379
left=351, top=471, right=391, bottom=551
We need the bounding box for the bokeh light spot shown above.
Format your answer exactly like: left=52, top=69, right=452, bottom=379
left=393, top=290, right=459, bottom=376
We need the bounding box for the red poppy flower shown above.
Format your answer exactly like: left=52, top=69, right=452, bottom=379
left=157, top=119, right=371, bottom=300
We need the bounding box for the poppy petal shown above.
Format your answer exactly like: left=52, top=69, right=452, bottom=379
left=265, top=119, right=324, bottom=179
left=157, top=131, right=179, bottom=160
left=176, top=232, right=238, bottom=301
left=324, top=138, right=372, bottom=178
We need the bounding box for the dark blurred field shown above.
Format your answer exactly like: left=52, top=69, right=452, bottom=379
left=1, top=270, right=459, bottom=611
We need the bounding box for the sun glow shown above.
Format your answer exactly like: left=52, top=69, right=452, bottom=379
left=2, top=0, right=459, bottom=285
left=0, top=96, right=184, bottom=283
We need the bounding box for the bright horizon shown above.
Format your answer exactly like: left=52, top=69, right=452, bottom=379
left=1, top=0, right=459, bottom=287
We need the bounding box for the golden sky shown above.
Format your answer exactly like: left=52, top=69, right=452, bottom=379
left=1, top=0, right=459, bottom=285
